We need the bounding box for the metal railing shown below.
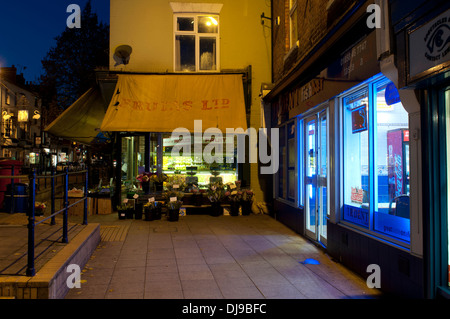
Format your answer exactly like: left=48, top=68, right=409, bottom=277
left=0, top=167, right=89, bottom=277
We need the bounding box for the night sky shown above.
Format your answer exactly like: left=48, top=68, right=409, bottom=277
left=0, top=0, right=110, bottom=83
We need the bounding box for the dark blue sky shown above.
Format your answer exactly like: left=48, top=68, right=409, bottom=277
left=0, top=0, right=109, bottom=83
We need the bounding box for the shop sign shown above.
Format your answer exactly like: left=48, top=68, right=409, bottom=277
left=385, top=82, right=401, bottom=106
left=351, top=187, right=364, bottom=204
left=288, top=79, right=324, bottom=111
left=409, top=8, right=450, bottom=79
left=287, top=31, right=379, bottom=119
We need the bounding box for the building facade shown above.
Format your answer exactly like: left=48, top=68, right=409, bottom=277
left=99, top=0, right=272, bottom=206
left=0, top=66, right=42, bottom=167
left=263, top=0, right=450, bottom=298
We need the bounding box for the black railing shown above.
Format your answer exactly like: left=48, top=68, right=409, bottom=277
left=0, top=167, right=90, bottom=277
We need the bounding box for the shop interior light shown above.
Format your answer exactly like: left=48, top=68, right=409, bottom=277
left=206, top=16, right=218, bottom=26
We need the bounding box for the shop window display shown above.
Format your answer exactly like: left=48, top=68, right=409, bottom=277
left=342, top=77, right=410, bottom=244
left=162, top=133, right=237, bottom=186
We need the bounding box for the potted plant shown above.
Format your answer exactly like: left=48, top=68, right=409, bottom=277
left=227, top=190, right=242, bottom=216
left=166, top=200, right=182, bottom=222
left=135, top=201, right=143, bottom=220
left=34, top=201, right=46, bottom=216
left=144, top=201, right=162, bottom=221
left=241, top=189, right=254, bottom=216
left=117, top=203, right=129, bottom=220
left=190, top=185, right=204, bottom=206
left=136, top=172, right=152, bottom=194
left=151, top=173, right=168, bottom=191
left=207, top=182, right=226, bottom=217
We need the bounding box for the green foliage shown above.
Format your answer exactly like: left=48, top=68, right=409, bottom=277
left=39, top=0, right=109, bottom=113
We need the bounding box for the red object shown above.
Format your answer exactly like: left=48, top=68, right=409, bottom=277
left=0, top=160, right=23, bottom=210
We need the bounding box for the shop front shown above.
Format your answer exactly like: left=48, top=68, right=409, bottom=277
left=100, top=73, right=249, bottom=207
left=267, top=9, right=424, bottom=295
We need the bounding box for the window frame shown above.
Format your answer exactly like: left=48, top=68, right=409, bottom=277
left=339, top=74, right=412, bottom=249
left=173, top=13, right=220, bottom=72
left=289, top=0, right=298, bottom=49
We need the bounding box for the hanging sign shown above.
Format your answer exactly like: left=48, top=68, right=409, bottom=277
left=409, top=8, right=450, bottom=79
left=385, top=82, right=401, bottom=106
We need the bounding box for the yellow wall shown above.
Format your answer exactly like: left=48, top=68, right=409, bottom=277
left=110, top=0, right=272, bottom=202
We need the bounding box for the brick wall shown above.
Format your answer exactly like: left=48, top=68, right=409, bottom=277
left=272, top=0, right=359, bottom=84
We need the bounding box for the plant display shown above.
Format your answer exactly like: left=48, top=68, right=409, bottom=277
left=241, top=189, right=254, bottom=202
left=151, top=173, right=168, bottom=183
left=166, top=175, right=187, bottom=192
left=207, top=182, right=226, bottom=203
left=136, top=172, right=152, bottom=183
left=163, top=189, right=185, bottom=203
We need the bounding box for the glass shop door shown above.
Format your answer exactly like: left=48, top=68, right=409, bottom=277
left=304, top=110, right=328, bottom=246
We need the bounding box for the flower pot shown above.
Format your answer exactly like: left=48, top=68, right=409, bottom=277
left=35, top=208, right=45, bottom=217
left=241, top=201, right=252, bottom=216
left=167, top=208, right=179, bottom=222
left=135, top=203, right=143, bottom=219
left=126, top=208, right=134, bottom=219
left=145, top=206, right=162, bottom=221
left=142, top=182, right=150, bottom=194
left=229, top=201, right=240, bottom=216
left=154, top=182, right=163, bottom=192
left=210, top=202, right=222, bottom=217
left=118, top=209, right=127, bottom=220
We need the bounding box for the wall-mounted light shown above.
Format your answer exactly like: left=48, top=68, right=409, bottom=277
left=32, top=110, right=41, bottom=120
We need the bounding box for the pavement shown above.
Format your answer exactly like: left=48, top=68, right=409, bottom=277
left=60, top=212, right=384, bottom=300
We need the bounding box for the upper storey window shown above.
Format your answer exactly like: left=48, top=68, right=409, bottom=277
left=174, top=14, right=220, bottom=72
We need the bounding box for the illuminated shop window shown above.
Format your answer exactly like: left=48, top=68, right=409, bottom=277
left=162, top=133, right=237, bottom=185
left=343, top=88, right=370, bottom=228
left=342, top=77, right=410, bottom=244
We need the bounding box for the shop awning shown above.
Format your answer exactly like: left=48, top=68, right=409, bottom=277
left=100, top=74, right=247, bottom=133
left=45, top=87, right=109, bottom=144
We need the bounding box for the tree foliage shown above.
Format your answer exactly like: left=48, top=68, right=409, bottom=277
left=39, top=1, right=109, bottom=124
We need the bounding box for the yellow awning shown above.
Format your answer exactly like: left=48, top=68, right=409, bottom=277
left=100, top=74, right=247, bottom=132
left=45, top=87, right=108, bottom=144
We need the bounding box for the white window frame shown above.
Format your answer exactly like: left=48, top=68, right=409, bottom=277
left=173, top=13, right=220, bottom=72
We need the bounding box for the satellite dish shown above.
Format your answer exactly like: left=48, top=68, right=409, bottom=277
left=113, top=45, right=132, bottom=66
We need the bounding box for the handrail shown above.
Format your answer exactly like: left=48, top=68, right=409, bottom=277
left=25, top=167, right=89, bottom=277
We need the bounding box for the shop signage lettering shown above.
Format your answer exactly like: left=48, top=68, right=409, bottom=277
left=409, top=9, right=450, bottom=78
left=340, top=40, right=368, bottom=77
left=344, top=205, right=369, bottom=226
left=288, top=79, right=323, bottom=111
left=120, top=98, right=231, bottom=112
